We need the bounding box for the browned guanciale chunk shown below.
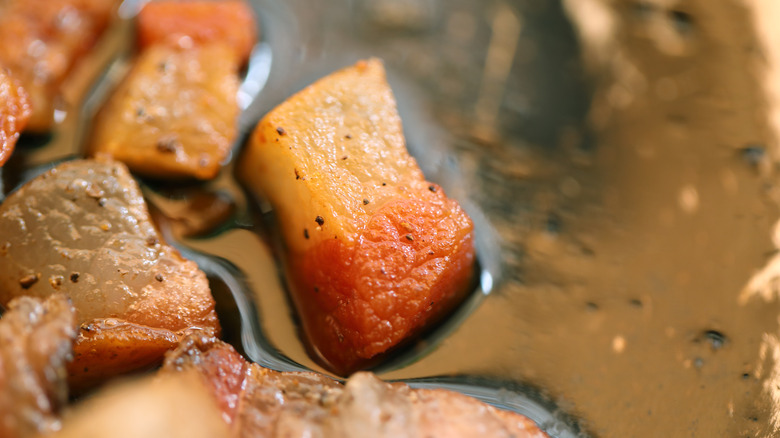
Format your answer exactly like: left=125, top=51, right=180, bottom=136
left=0, top=0, right=117, bottom=132
left=0, top=69, right=31, bottom=167
left=90, top=0, right=257, bottom=180
left=0, top=159, right=219, bottom=390
left=239, top=59, right=475, bottom=374
left=91, top=44, right=240, bottom=180
left=0, top=295, right=76, bottom=438
left=163, top=335, right=547, bottom=438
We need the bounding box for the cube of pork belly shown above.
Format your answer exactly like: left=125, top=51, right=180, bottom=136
left=90, top=44, right=240, bottom=180
left=0, top=69, right=31, bottom=167
left=239, top=59, right=475, bottom=375
left=138, top=0, right=257, bottom=65
left=0, top=159, right=219, bottom=390
left=0, top=0, right=117, bottom=132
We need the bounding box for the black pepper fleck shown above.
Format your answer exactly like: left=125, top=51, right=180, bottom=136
left=345, top=134, right=352, bottom=139
left=363, top=199, right=370, bottom=205
left=428, top=185, right=437, bottom=192
left=156, top=136, right=179, bottom=154
left=70, top=273, right=79, bottom=283
left=304, top=229, right=309, bottom=239
left=315, top=216, right=325, bottom=226
left=381, top=182, right=387, bottom=186
left=341, top=155, right=348, bottom=160
left=276, top=127, right=286, bottom=136
left=19, top=274, right=38, bottom=289
left=155, top=274, right=164, bottom=282
left=295, top=169, right=301, bottom=180
left=146, top=236, right=158, bottom=246
left=405, top=234, right=414, bottom=241
left=49, top=275, right=63, bottom=289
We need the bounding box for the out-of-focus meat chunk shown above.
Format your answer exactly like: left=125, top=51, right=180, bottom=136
left=163, top=334, right=547, bottom=438
left=0, top=159, right=219, bottom=390
left=0, top=295, right=76, bottom=438
left=239, top=59, right=476, bottom=374
left=91, top=0, right=256, bottom=180
left=47, top=371, right=230, bottom=438
left=137, top=0, right=257, bottom=64
left=90, top=44, right=240, bottom=180
left=0, top=0, right=117, bottom=132
left=164, top=334, right=343, bottom=432
left=334, top=375, right=547, bottom=438
left=0, top=69, right=31, bottom=167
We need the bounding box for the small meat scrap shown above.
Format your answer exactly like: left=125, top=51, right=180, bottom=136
left=90, top=0, right=257, bottom=180
left=0, top=159, right=219, bottom=390
left=0, top=69, right=31, bottom=167
left=239, top=59, right=475, bottom=374
left=163, top=335, right=547, bottom=438
left=0, top=0, right=117, bottom=132
left=0, top=295, right=76, bottom=438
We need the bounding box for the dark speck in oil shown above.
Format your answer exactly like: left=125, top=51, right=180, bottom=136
left=700, top=330, right=728, bottom=350
left=741, top=144, right=765, bottom=167
left=669, top=9, right=694, bottom=34
left=545, top=213, right=561, bottom=235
